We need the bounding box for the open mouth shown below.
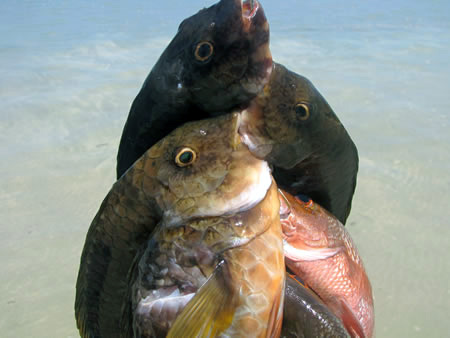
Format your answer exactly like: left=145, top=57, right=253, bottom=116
left=238, top=107, right=275, bottom=158
left=242, top=0, right=259, bottom=19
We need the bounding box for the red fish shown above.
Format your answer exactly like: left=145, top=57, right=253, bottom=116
left=278, top=190, right=374, bottom=338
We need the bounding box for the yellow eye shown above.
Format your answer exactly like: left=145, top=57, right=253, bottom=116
left=294, top=103, right=310, bottom=120
left=194, top=41, right=214, bottom=62
left=175, top=147, right=197, bottom=167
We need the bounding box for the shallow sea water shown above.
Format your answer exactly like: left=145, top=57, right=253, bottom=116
left=1, top=0, right=449, bottom=337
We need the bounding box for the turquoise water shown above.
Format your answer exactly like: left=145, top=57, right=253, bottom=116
left=1, top=0, right=449, bottom=337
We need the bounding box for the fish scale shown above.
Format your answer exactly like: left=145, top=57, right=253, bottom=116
left=76, top=112, right=356, bottom=337
left=222, top=201, right=285, bottom=337
left=132, top=181, right=285, bottom=337
left=75, top=114, right=275, bottom=337
left=279, top=190, right=374, bottom=337
left=76, top=0, right=365, bottom=335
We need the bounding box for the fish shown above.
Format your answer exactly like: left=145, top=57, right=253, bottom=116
left=278, top=190, right=374, bottom=338
left=239, top=62, right=359, bottom=224
left=116, top=0, right=272, bottom=179
left=77, top=110, right=351, bottom=337
left=129, top=178, right=284, bottom=338
left=115, top=0, right=357, bottom=224
left=75, top=113, right=277, bottom=337
left=282, top=275, right=350, bottom=338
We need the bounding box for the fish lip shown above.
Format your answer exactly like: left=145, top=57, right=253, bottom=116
left=237, top=108, right=274, bottom=158
left=278, top=189, right=292, bottom=219
left=231, top=112, right=242, bottom=149
left=241, top=0, right=259, bottom=19
left=238, top=0, right=273, bottom=88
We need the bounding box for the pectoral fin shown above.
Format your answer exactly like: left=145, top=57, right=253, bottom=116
left=283, top=240, right=341, bottom=262
left=167, top=261, right=237, bottom=338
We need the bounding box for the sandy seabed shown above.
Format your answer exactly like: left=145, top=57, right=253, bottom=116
left=1, top=0, right=449, bottom=337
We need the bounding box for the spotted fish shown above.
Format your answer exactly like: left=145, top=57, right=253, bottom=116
left=76, top=113, right=281, bottom=337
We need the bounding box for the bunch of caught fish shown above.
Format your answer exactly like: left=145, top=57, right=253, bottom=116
left=75, top=0, right=374, bottom=337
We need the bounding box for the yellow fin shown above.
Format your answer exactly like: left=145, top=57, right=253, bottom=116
left=167, top=261, right=237, bottom=338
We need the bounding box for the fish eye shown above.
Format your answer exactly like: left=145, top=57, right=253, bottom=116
left=294, top=103, right=310, bottom=121
left=194, top=41, right=214, bottom=62
left=175, top=147, right=197, bottom=167
left=295, top=194, right=314, bottom=208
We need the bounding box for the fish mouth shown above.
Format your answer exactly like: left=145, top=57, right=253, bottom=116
left=237, top=107, right=275, bottom=159
left=278, top=189, right=292, bottom=220
left=242, top=0, right=259, bottom=19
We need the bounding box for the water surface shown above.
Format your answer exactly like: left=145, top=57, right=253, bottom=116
left=1, top=0, right=449, bottom=337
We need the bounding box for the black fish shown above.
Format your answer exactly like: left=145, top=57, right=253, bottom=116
left=116, top=0, right=272, bottom=178
left=282, top=275, right=349, bottom=338
left=240, top=63, right=359, bottom=224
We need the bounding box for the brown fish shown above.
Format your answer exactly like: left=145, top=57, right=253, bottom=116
left=75, top=113, right=276, bottom=337
left=129, top=180, right=284, bottom=337
left=278, top=190, right=374, bottom=338
left=117, top=0, right=272, bottom=178
left=239, top=63, right=358, bottom=224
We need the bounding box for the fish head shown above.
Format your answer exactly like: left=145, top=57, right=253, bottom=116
left=153, top=0, right=272, bottom=111
left=138, top=113, right=272, bottom=227
left=239, top=63, right=342, bottom=169
left=278, top=189, right=331, bottom=241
